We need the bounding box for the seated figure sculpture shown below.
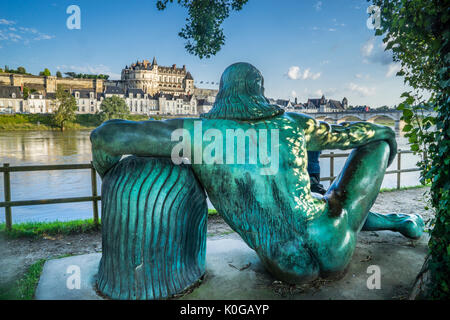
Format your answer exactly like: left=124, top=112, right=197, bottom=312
left=91, top=62, right=424, bottom=289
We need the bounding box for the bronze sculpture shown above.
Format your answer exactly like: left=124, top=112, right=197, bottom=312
left=91, top=62, right=424, bottom=298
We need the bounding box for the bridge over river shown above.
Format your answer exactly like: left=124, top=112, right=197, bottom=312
left=286, top=110, right=406, bottom=130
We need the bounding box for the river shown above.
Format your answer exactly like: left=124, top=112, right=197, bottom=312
left=0, top=128, right=421, bottom=223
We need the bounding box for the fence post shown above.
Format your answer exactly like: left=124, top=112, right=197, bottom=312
left=330, top=152, right=335, bottom=183
left=397, top=150, right=401, bottom=189
left=91, top=162, right=99, bottom=225
left=3, top=163, right=12, bottom=231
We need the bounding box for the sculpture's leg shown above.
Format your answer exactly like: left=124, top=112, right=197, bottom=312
left=97, top=156, right=207, bottom=300
left=325, top=140, right=423, bottom=239
left=362, top=211, right=424, bottom=239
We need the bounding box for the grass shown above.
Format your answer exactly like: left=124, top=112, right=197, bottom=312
left=0, top=211, right=219, bottom=239
left=0, top=114, right=165, bottom=131
left=15, top=259, right=46, bottom=300
left=379, top=184, right=430, bottom=193
left=0, top=218, right=100, bottom=239
left=0, top=258, right=46, bottom=300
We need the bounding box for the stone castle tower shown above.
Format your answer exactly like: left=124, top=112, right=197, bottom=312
left=121, top=57, right=194, bottom=96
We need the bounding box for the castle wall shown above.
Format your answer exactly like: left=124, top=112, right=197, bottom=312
left=0, top=73, right=104, bottom=93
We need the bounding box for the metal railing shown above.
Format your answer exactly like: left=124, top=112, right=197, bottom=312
left=319, top=150, right=420, bottom=188
left=0, top=149, right=420, bottom=231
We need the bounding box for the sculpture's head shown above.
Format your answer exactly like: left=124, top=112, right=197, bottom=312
left=200, top=62, right=284, bottom=121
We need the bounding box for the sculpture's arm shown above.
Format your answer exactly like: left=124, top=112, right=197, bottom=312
left=301, top=116, right=397, bottom=166
left=90, top=118, right=184, bottom=177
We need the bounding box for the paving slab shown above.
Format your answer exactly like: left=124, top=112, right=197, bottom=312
left=35, top=234, right=428, bottom=300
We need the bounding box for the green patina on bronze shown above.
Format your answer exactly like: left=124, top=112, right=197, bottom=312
left=91, top=62, right=424, bottom=298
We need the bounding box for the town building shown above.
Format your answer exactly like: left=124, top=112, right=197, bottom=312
left=305, top=95, right=348, bottom=113
left=73, top=89, right=99, bottom=114
left=0, top=86, right=24, bottom=113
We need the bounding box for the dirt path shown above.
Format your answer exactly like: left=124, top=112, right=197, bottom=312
left=0, top=187, right=431, bottom=299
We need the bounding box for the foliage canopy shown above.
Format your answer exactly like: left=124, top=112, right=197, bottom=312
left=99, top=96, right=130, bottom=121
left=370, top=0, right=449, bottom=299
left=156, top=0, right=248, bottom=58
left=53, top=88, right=77, bottom=131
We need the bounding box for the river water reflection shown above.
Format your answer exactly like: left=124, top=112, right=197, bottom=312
left=0, top=128, right=421, bottom=223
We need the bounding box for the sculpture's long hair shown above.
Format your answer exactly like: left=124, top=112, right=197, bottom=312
left=200, top=62, right=284, bottom=121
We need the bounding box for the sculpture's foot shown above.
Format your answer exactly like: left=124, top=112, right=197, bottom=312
left=362, top=212, right=425, bottom=239
left=395, top=213, right=425, bottom=239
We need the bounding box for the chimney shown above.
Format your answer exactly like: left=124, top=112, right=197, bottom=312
left=295, top=97, right=297, bottom=104
left=173, top=64, right=176, bottom=69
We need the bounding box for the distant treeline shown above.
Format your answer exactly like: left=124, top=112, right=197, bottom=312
left=63, top=72, right=110, bottom=80
left=0, top=65, right=109, bottom=80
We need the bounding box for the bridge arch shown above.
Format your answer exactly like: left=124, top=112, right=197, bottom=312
left=366, top=114, right=397, bottom=123
left=336, top=115, right=364, bottom=123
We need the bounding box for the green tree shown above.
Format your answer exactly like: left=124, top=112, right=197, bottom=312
left=56, top=71, right=62, bottom=78
left=370, top=0, right=449, bottom=299
left=99, top=96, right=130, bottom=121
left=53, top=88, right=77, bottom=131
left=16, top=66, right=26, bottom=74
left=156, top=0, right=248, bottom=58
left=23, top=87, right=30, bottom=100
left=39, top=68, right=51, bottom=76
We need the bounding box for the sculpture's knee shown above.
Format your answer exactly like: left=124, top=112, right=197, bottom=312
left=258, top=240, right=320, bottom=284
left=97, top=156, right=207, bottom=300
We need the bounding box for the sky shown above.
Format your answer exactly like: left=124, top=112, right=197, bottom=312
left=0, top=0, right=410, bottom=107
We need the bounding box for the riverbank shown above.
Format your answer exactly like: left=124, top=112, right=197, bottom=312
left=0, top=187, right=431, bottom=300
left=0, top=114, right=152, bottom=131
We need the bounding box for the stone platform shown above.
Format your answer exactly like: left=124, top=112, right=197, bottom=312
left=35, top=235, right=428, bottom=300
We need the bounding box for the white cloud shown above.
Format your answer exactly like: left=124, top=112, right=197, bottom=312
left=386, top=63, right=402, bottom=78
left=0, top=18, right=15, bottom=25
left=287, top=66, right=321, bottom=80
left=314, top=1, right=322, bottom=11
left=328, top=28, right=336, bottom=32
left=355, top=73, right=370, bottom=80
left=34, top=33, right=54, bottom=41
left=0, top=22, right=53, bottom=45
left=291, top=90, right=297, bottom=98
left=287, top=66, right=300, bottom=80
left=361, top=37, right=393, bottom=65
left=361, top=39, right=375, bottom=57
left=347, top=82, right=376, bottom=97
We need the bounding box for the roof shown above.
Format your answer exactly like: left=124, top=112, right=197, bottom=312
left=276, top=99, right=291, bottom=107
left=328, top=99, right=344, bottom=110
left=307, top=98, right=322, bottom=108
left=0, top=86, right=22, bottom=99
left=185, top=72, right=193, bottom=80
left=73, top=89, right=96, bottom=99
left=126, top=88, right=145, bottom=96
left=104, top=86, right=124, bottom=95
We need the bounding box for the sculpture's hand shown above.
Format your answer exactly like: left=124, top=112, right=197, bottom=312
left=90, top=121, right=123, bottom=178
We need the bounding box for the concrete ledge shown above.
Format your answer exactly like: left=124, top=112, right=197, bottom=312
left=35, top=235, right=428, bottom=300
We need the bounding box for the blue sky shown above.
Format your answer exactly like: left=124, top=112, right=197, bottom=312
left=0, top=0, right=408, bottom=107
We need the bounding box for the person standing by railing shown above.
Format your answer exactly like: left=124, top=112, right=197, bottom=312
left=307, top=151, right=326, bottom=195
